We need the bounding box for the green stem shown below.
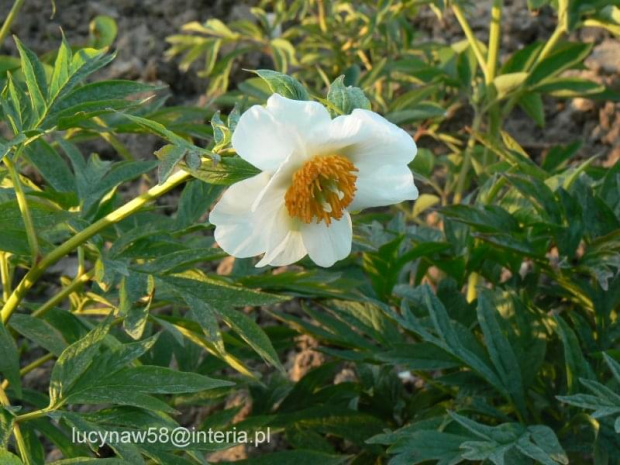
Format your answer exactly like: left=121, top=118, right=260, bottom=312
left=452, top=3, right=488, bottom=81
left=31, top=269, right=94, bottom=319
left=5, top=156, right=39, bottom=266
left=1, top=353, right=54, bottom=390
left=502, top=25, right=565, bottom=118
left=454, top=112, right=482, bottom=204
left=0, top=0, right=26, bottom=46
left=466, top=271, right=479, bottom=303
left=317, top=0, right=328, bottom=33
left=13, top=424, right=31, bottom=465
left=15, top=406, right=53, bottom=423
left=486, top=0, right=503, bottom=85
left=0, top=252, right=11, bottom=303
left=0, top=382, right=32, bottom=464
left=536, top=25, right=565, bottom=66
left=1, top=169, right=191, bottom=324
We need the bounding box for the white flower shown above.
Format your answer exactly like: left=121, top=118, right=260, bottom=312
left=209, top=94, right=418, bottom=268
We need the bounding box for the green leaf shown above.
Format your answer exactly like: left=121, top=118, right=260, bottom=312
left=120, top=113, right=211, bottom=158
left=49, top=459, right=131, bottom=465
left=254, top=70, right=309, bottom=100
left=183, top=294, right=225, bottom=354
left=493, top=72, right=528, bottom=100
left=518, top=92, right=545, bottom=127
left=450, top=413, right=568, bottom=465
left=554, top=315, right=594, bottom=392
left=0, top=451, right=24, bottom=465
left=501, top=42, right=543, bottom=74
left=369, top=429, right=467, bottom=465
left=89, top=15, right=118, bottom=49
left=121, top=274, right=154, bottom=340
left=375, top=342, right=460, bottom=370
left=604, top=353, right=620, bottom=384
left=155, top=144, right=187, bottom=184
left=48, top=80, right=159, bottom=123
left=477, top=293, right=526, bottom=415
left=399, top=287, right=506, bottom=394
left=156, top=272, right=287, bottom=308
left=217, top=305, right=284, bottom=371
left=0, top=408, right=14, bottom=449
left=210, top=110, right=231, bottom=150
left=188, top=156, right=260, bottom=186
left=84, top=365, right=233, bottom=394
left=10, top=313, right=67, bottom=356
left=49, top=320, right=111, bottom=406
left=533, top=78, right=605, bottom=97
left=81, top=159, right=157, bottom=214
left=326, top=75, right=371, bottom=115
left=0, top=323, right=21, bottom=396
left=527, top=42, right=593, bottom=85
left=386, top=103, right=446, bottom=124
left=230, top=450, right=348, bottom=465
left=175, top=180, right=222, bottom=229
left=49, top=35, right=72, bottom=101
left=542, top=141, right=581, bottom=171
left=59, top=48, right=115, bottom=101
left=23, top=139, right=76, bottom=193
left=14, top=37, right=48, bottom=122
left=526, top=425, right=569, bottom=465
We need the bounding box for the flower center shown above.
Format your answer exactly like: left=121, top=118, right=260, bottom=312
left=285, top=155, right=358, bottom=225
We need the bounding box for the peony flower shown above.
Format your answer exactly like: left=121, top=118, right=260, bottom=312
left=209, top=94, right=418, bottom=267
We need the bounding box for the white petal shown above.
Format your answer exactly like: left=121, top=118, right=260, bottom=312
left=256, top=230, right=307, bottom=267
left=320, top=109, right=417, bottom=170
left=350, top=163, right=418, bottom=211
left=231, top=94, right=332, bottom=173
left=265, top=94, right=332, bottom=151
left=231, top=105, right=295, bottom=173
left=301, top=213, right=352, bottom=267
left=209, top=172, right=274, bottom=258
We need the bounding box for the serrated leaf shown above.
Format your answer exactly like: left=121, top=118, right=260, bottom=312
left=0, top=323, right=21, bottom=397
left=229, top=450, right=348, bottom=465
left=554, top=315, right=594, bottom=392
left=518, top=92, right=545, bottom=127
left=187, top=156, right=260, bottom=186
left=386, top=103, right=446, bottom=124
left=89, top=15, right=118, bottom=49
left=183, top=294, right=225, bottom=354
left=527, top=42, right=593, bottom=85
left=49, top=320, right=111, bottom=406
left=217, top=305, right=284, bottom=371
left=157, top=273, right=288, bottom=308
left=49, top=35, right=72, bottom=102
left=493, top=72, right=528, bottom=100
left=327, top=75, right=371, bottom=115
left=87, top=365, right=233, bottom=394
left=24, top=139, right=76, bottom=193
left=14, top=37, right=48, bottom=122
left=254, top=70, right=309, bottom=100
left=0, top=408, right=14, bottom=449
left=477, top=293, right=526, bottom=415
left=48, top=80, right=159, bottom=122
left=0, top=451, right=23, bottom=465
left=155, top=144, right=187, bottom=184
left=533, top=77, right=605, bottom=97
left=10, top=314, right=67, bottom=356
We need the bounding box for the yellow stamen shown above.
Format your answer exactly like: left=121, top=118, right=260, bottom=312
left=285, top=155, right=357, bottom=225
